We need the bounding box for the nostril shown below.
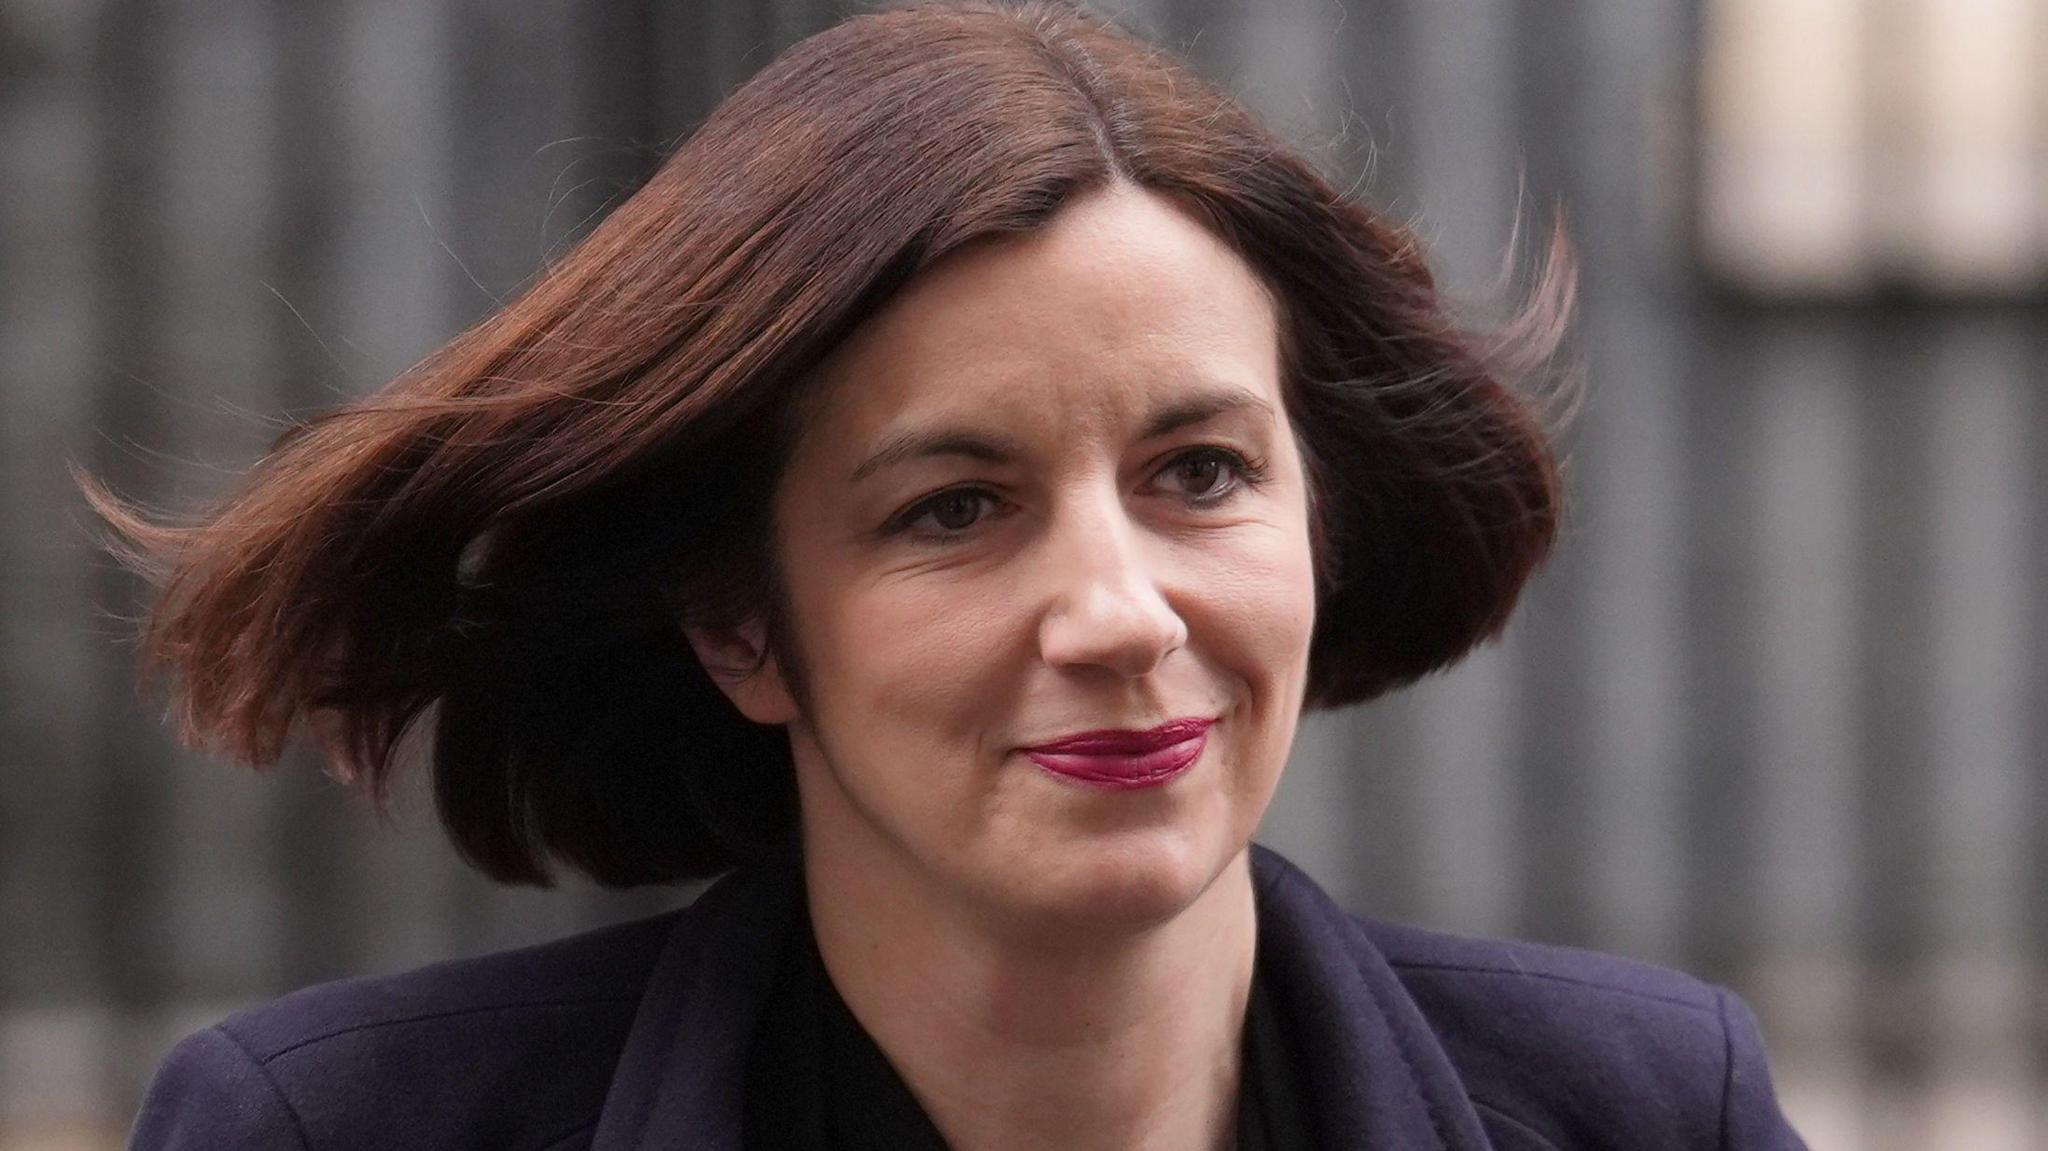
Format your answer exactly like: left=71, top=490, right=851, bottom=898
left=1039, top=583, right=1186, bottom=677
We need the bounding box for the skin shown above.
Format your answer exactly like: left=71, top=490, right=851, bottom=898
left=687, top=182, right=1319, bottom=1151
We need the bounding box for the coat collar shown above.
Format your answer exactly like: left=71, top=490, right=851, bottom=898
left=590, top=844, right=1491, bottom=1151
left=1244, top=846, right=1494, bottom=1149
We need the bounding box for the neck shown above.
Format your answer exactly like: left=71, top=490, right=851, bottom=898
left=801, top=829, right=1257, bottom=1151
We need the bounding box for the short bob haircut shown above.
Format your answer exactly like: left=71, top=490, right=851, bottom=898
left=87, top=0, right=1570, bottom=888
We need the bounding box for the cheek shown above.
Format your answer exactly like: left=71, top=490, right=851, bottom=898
left=1224, top=436, right=1320, bottom=674
left=1215, top=532, right=1317, bottom=797
left=1197, top=524, right=1319, bottom=686
left=795, top=567, right=1025, bottom=741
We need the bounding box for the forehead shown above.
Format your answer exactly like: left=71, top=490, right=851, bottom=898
left=796, top=184, right=1283, bottom=457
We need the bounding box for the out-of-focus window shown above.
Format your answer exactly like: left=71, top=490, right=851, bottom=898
left=1700, top=0, right=2044, bottom=296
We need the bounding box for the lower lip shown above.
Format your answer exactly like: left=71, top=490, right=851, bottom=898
left=1024, top=732, right=1208, bottom=791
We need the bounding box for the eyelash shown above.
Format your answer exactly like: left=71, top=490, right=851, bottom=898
left=884, top=446, right=1272, bottom=542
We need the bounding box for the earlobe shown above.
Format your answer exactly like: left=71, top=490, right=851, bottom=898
left=683, top=619, right=800, bottom=726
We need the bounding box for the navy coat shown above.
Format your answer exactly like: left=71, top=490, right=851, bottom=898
left=131, top=845, right=1808, bottom=1149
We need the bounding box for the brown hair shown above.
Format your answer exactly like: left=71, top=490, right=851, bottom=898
left=81, top=0, right=1572, bottom=887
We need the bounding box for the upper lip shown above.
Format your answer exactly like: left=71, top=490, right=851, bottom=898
left=1022, top=717, right=1215, bottom=754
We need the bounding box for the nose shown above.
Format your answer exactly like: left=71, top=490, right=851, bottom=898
left=1036, top=491, right=1188, bottom=678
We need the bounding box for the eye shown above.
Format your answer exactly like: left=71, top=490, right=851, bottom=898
left=1153, top=446, right=1267, bottom=506
left=894, top=487, right=1003, bottom=538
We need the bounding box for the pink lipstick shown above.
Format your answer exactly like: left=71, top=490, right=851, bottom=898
left=1021, top=717, right=1214, bottom=790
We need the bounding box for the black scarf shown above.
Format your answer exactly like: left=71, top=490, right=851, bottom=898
left=741, top=908, right=1315, bottom=1150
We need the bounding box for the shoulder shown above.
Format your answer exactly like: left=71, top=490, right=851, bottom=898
left=1359, top=917, right=1802, bottom=1150
left=132, top=909, right=682, bottom=1151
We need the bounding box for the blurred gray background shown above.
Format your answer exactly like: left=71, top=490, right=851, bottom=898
left=4, top=0, right=2045, bottom=1147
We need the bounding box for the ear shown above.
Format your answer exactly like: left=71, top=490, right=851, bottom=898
left=683, top=618, right=801, bottom=726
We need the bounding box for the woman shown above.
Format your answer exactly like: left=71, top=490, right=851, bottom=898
left=109, top=2, right=1805, bottom=1148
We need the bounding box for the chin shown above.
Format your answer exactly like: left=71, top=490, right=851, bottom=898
left=989, top=827, right=1241, bottom=938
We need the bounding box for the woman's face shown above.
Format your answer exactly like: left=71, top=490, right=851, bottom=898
left=700, top=184, right=1318, bottom=936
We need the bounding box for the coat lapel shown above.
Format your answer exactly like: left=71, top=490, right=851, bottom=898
left=591, top=853, right=802, bottom=1151
left=593, top=844, right=1491, bottom=1150
left=1249, top=845, right=1494, bottom=1149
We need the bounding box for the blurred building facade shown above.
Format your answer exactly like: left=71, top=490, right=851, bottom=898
left=1, top=0, right=2043, bottom=1146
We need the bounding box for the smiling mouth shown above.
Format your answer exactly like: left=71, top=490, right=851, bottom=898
left=1021, top=717, right=1214, bottom=790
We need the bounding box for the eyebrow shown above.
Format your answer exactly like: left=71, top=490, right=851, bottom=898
left=848, top=385, right=1275, bottom=483
left=1138, top=387, right=1276, bottom=441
